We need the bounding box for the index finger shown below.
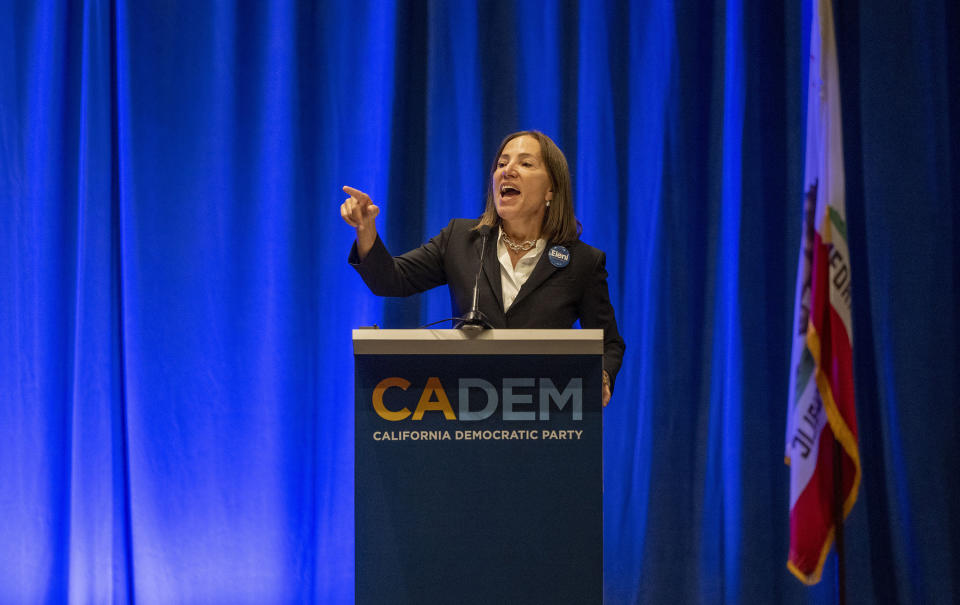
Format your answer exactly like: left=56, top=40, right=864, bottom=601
left=342, top=185, right=371, bottom=203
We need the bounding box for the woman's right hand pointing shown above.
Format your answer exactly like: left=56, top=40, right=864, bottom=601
left=340, top=185, right=379, bottom=260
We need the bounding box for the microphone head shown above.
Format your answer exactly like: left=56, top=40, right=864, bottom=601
left=477, top=225, right=492, bottom=237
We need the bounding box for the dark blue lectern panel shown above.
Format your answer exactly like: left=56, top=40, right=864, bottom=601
left=355, top=353, right=602, bottom=605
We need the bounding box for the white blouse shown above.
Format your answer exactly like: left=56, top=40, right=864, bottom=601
left=496, top=227, right=546, bottom=312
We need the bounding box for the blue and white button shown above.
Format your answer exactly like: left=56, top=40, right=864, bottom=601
left=548, top=245, right=570, bottom=268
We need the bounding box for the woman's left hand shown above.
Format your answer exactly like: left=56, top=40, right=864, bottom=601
left=602, top=371, right=611, bottom=406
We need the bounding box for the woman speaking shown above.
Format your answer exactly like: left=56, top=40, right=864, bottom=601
left=341, top=131, right=625, bottom=405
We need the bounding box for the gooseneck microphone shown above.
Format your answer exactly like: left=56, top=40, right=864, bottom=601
left=455, top=225, right=494, bottom=331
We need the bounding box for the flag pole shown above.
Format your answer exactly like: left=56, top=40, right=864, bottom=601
left=833, top=435, right=846, bottom=605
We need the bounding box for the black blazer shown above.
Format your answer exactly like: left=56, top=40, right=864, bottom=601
left=349, top=218, right=625, bottom=390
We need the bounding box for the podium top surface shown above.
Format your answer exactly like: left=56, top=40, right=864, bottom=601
left=352, top=328, right=603, bottom=355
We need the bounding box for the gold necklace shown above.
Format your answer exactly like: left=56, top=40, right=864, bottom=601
left=502, top=232, right=537, bottom=252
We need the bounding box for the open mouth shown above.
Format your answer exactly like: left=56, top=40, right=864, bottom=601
left=499, top=184, right=521, bottom=201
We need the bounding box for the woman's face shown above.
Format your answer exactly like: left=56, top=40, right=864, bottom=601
left=493, top=135, right=554, bottom=228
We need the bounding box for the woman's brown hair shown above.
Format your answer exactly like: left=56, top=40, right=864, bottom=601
left=475, top=130, right=581, bottom=244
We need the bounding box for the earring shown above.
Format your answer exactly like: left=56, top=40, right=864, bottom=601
left=546, top=200, right=551, bottom=207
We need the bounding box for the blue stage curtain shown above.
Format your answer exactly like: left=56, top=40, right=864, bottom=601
left=1, top=1, right=957, bottom=603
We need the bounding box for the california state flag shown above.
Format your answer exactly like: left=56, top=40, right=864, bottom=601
left=785, top=0, right=860, bottom=585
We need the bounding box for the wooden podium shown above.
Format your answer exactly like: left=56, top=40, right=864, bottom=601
left=354, top=329, right=603, bottom=605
